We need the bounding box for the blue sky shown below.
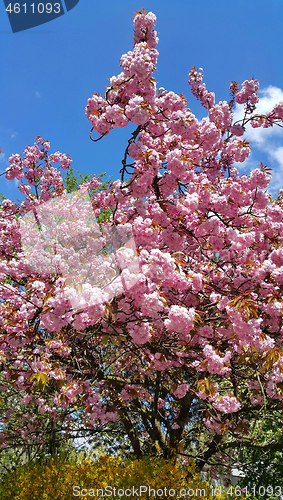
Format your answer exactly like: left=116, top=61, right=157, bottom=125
left=1, top=0, right=283, bottom=201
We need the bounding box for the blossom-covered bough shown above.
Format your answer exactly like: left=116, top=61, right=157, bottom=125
left=1, top=8, right=283, bottom=474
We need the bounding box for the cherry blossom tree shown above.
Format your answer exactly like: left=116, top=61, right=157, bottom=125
left=1, top=9, right=283, bottom=474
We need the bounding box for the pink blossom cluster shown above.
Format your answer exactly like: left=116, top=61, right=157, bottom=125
left=212, top=394, right=241, bottom=414
left=235, top=79, right=259, bottom=106
left=49, top=151, right=72, bottom=169
left=5, top=154, right=24, bottom=180
left=188, top=67, right=215, bottom=109
left=173, top=383, right=189, bottom=399
left=201, top=344, right=231, bottom=375
left=4, top=137, right=71, bottom=211
left=120, top=42, right=158, bottom=81
left=230, top=124, right=245, bottom=136
left=129, top=322, right=152, bottom=345
left=165, top=305, right=195, bottom=337
left=133, top=10, right=159, bottom=48
left=85, top=11, right=158, bottom=138
left=209, top=101, right=232, bottom=130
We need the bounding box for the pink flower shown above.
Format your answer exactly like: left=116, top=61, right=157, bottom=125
left=213, top=395, right=241, bottom=413
left=165, top=305, right=195, bottom=335
left=129, top=322, right=152, bottom=345
left=173, top=384, right=189, bottom=399
left=230, top=124, right=245, bottom=136
left=235, top=79, right=259, bottom=106
left=20, top=394, right=33, bottom=405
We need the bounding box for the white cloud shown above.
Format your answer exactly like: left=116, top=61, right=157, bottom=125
left=252, top=86, right=283, bottom=114
left=265, top=146, right=283, bottom=194
left=232, top=86, right=283, bottom=195
left=233, top=86, right=283, bottom=145
left=35, top=91, right=41, bottom=99
left=270, top=145, right=283, bottom=167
